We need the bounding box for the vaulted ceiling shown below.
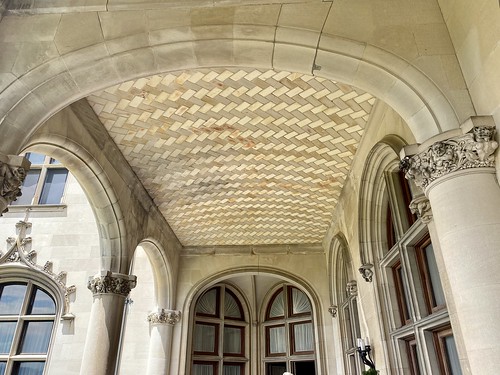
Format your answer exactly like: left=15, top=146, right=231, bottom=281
left=87, top=68, right=375, bottom=246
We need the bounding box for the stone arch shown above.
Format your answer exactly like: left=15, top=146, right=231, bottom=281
left=0, top=32, right=464, bottom=156
left=327, top=232, right=355, bottom=306
left=178, top=266, right=326, bottom=375
left=358, top=135, right=407, bottom=265
left=19, top=136, right=126, bottom=273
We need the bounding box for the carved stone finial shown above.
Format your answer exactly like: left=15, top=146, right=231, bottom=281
left=147, top=309, right=181, bottom=325
left=87, top=271, right=136, bottom=297
left=359, top=264, right=374, bottom=282
left=328, top=305, right=338, bottom=318
left=0, top=154, right=30, bottom=215
left=346, top=280, right=358, bottom=296
left=400, top=125, right=498, bottom=190
left=409, top=195, right=433, bottom=224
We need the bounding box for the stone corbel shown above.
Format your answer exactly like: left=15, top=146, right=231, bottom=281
left=400, top=117, right=498, bottom=190
left=0, top=154, right=30, bottom=215
left=409, top=195, right=433, bottom=224
left=87, top=271, right=137, bottom=297
left=346, top=280, right=358, bottom=296
left=359, top=264, right=374, bottom=282
left=328, top=305, right=338, bottom=318
left=147, top=308, right=181, bottom=325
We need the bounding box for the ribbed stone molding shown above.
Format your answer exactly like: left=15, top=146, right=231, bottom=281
left=0, top=154, right=30, bottom=215
left=87, top=271, right=136, bottom=297
left=328, top=305, right=338, bottom=318
left=409, top=195, right=433, bottom=224
left=346, top=280, right=358, bottom=296
left=400, top=117, right=497, bottom=190
left=147, top=308, right=181, bottom=325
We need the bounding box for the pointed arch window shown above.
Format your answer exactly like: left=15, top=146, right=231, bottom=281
left=0, top=281, right=57, bottom=375
left=192, top=285, right=248, bottom=375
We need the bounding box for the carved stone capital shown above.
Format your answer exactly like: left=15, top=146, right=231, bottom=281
left=328, top=305, right=338, bottom=318
left=359, top=264, right=374, bottom=282
left=346, top=280, right=358, bottom=296
left=147, top=309, right=181, bottom=325
left=87, top=271, right=136, bottom=297
left=409, top=195, right=433, bottom=224
left=400, top=123, right=498, bottom=190
left=0, top=154, right=30, bottom=215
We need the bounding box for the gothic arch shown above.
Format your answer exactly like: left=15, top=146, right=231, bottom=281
left=327, top=232, right=355, bottom=306
left=0, top=31, right=464, bottom=157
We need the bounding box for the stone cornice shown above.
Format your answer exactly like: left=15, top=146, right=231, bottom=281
left=147, top=309, right=181, bottom=325
left=0, top=154, right=30, bottom=215
left=400, top=121, right=497, bottom=190
left=87, top=271, right=136, bottom=297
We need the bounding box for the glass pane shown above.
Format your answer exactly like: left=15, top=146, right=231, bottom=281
left=267, top=362, right=286, bottom=375
left=223, top=326, right=242, bottom=354
left=0, top=283, right=27, bottom=315
left=342, top=304, right=353, bottom=349
left=351, top=299, right=361, bottom=340
left=26, top=153, right=46, bottom=164
left=0, top=322, right=17, bottom=354
left=28, top=288, right=56, bottom=315
left=11, top=362, right=45, bottom=375
left=291, top=288, right=311, bottom=315
left=18, top=321, right=53, bottom=354
left=268, top=326, right=286, bottom=354
left=269, top=291, right=284, bottom=318
left=224, top=291, right=242, bottom=319
left=445, top=335, right=462, bottom=375
left=39, top=169, right=68, bottom=204
left=193, top=324, right=216, bottom=353
left=425, top=244, right=446, bottom=307
left=11, top=170, right=40, bottom=205
left=196, top=289, right=218, bottom=316
left=293, top=322, right=313, bottom=352
left=223, top=364, right=241, bottom=375
left=0, top=362, right=5, bottom=375
left=193, top=363, right=214, bottom=375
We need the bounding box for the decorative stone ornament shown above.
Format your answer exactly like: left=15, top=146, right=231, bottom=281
left=328, top=305, right=338, bottom=318
left=0, top=154, right=30, bottom=215
left=87, top=271, right=136, bottom=297
left=147, top=308, right=181, bottom=325
left=400, top=124, right=498, bottom=190
left=346, top=280, right=358, bottom=296
left=409, top=195, right=433, bottom=224
left=359, top=264, right=374, bottom=282
left=0, top=219, right=76, bottom=318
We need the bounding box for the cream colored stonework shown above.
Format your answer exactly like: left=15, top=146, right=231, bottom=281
left=88, top=68, right=375, bottom=246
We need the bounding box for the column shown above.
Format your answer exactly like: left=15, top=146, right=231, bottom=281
left=80, top=271, right=137, bottom=375
left=0, top=153, right=30, bottom=214
left=146, top=308, right=181, bottom=375
left=401, top=116, right=500, bottom=374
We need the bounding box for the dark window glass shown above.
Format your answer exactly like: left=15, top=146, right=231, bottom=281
left=28, top=288, right=56, bottom=315
left=393, top=261, right=411, bottom=325
left=193, top=362, right=217, bottom=375
left=193, top=323, right=217, bottom=354
left=224, top=290, right=243, bottom=320
left=11, top=170, right=40, bottom=206
left=18, top=321, right=53, bottom=354
left=0, top=284, right=27, bottom=315
left=12, top=362, right=45, bottom=375
left=39, top=169, right=68, bottom=204
left=0, top=322, right=17, bottom=354
left=266, top=362, right=286, bottom=375
left=223, top=363, right=243, bottom=375
left=223, top=326, right=243, bottom=355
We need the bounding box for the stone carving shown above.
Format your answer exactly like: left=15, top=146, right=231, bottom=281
left=0, top=219, right=76, bottom=317
left=400, top=126, right=498, bottom=189
left=409, top=195, right=433, bottom=224
left=87, top=271, right=136, bottom=296
left=147, top=308, right=182, bottom=325
left=0, top=155, right=30, bottom=214
left=346, top=280, right=358, bottom=296
left=359, top=264, right=374, bottom=282
left=328, top=305, right=338, bottom=318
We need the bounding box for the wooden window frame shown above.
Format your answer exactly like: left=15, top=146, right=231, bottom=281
left=433, top=326, right=458, bottom=375
left=289, top=321, right=314, bottom=355
left=223, top=325, right=245, bottom=357
left=195, top=287, right=221, bottom=318
left=193, top=322, right=220, bottom=356
left=265, top=324, right=286, bottom=357
left=224, top=289, right=245, bottom=321
left=392, top=260, right=412, bottom=326
left=222, top=362, right=245, bottom=375
left=193, top=360, right=218, bottom=375
left=287, top=286, right=311, bottom=318
left=265, top=289, right=285, bottom=321
left=404, top=336, right=421, bottom=375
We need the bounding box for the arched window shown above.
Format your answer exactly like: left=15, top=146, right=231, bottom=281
left=263, top=285, right=316, bottom=375
left=0, top=281, right=57, bottom=375
left=191, top=285, right=248, bottom=375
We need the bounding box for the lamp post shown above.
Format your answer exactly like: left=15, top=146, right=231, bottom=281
left=356, top=337, right=376, bottom=371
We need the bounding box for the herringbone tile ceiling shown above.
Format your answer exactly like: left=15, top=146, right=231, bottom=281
left=87, top=68, right=375, bottom=246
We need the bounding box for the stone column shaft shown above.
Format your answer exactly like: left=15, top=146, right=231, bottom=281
left=80, top=271, right=136, bottom=375
left=401, top=117, right=500, bottom=374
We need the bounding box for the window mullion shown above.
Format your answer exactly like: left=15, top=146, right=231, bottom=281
left=33, top=167, right=48, bottom=205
